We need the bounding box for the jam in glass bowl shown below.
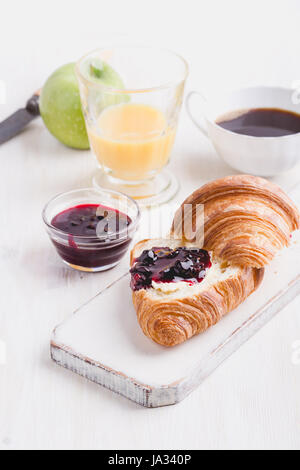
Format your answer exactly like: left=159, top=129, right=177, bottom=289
left=43, top=188, right=140, bottom=272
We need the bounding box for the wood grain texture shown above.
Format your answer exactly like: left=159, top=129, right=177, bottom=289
left=1, top=1, right=300, bottom=449
left=50, top=205, right=300, bottom=406
left=50, top=267, right=300, bottom=408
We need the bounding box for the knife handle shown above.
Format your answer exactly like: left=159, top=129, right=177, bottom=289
left=26, top=92, right=40, bottom=116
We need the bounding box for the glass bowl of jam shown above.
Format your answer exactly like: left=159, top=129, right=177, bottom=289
left=43, top=188, right=140, bottom=272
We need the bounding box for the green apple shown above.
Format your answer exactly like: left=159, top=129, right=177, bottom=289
left=40, top=63, right=89, bottom=149
left=82, top=58, right=125, bottom=88
left=40, top=61, right=127, bottom=150
left=81, top=58, right=130, bottom=111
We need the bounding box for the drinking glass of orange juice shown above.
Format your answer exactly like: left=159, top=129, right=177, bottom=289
left=76, top=47, right=188, bottom=205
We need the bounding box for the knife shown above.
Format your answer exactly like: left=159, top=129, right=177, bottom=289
left=0, top=91, right=41, bottom=145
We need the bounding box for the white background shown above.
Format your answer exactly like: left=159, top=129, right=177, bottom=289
left=0, top=0, right=300, bottom=450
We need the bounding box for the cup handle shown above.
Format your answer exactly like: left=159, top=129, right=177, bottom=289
left=186, top=91, right=209, bottom=138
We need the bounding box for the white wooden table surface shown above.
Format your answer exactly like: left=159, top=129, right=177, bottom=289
left=0, top=0, right=300, bottom=450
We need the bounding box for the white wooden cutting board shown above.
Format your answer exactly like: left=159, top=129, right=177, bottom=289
left=51, top=184, right=300, bottom=408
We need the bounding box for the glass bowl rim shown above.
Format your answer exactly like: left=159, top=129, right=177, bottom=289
left=42, top=187, right=141, bottom=242
left=76, top=45, right=189, bottom=94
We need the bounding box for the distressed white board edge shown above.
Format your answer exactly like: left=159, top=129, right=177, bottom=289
left=51, top=273, right=300, bottom=408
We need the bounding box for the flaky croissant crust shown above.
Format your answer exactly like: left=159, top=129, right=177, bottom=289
left=132, top=264, right=264, bottom=347
left=172, top=175, right=300, bottom=268
left=131, top=176, right=299, bottom=347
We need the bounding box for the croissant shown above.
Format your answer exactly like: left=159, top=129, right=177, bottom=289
left=171, top=175, right=300, bottom=268
left=130, top=175, right=299, bottom=347
left=130, top=238, right=264, bottom=347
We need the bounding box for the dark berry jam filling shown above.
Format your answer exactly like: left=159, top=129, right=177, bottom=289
left=51, top=204, right=132, bottom=269
left=51, top=204, right=131, bottom=238
left=130, top=246, right=211, bottom=291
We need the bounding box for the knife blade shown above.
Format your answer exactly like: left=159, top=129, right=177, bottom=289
left=0, top=92, right=40, bottom=145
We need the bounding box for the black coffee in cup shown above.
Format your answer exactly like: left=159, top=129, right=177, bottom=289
left=216, top=108, right=300, bottom=137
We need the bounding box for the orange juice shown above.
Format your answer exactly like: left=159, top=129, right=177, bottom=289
left=88, top=103, right=175, bottom=181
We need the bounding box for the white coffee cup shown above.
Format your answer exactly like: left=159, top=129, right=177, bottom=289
left=186, top=86, right=300, bottom=176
